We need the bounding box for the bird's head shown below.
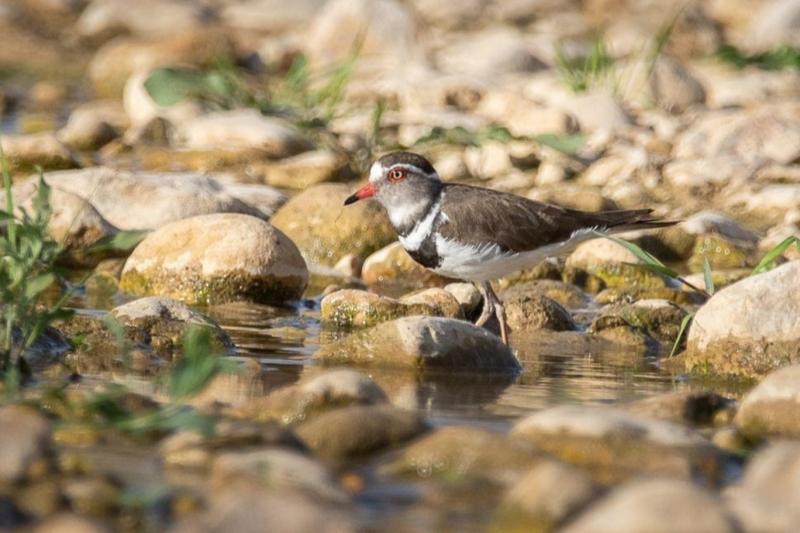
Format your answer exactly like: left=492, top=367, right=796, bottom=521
left=344, top=152, right=443, bottom=229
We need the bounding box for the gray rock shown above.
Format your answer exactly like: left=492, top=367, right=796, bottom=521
left=295, top=404, right=427, bottom=461
left=271, top=183, right=396, bottom=267
left=725, top=442, right=800, bottom=532
left=511, top=405, right=722, bottom=483
left=215, top=182, right=287, bottom=219
left=497, top=460, right=598, bottom=530
left=121, top=214, right=308, bottom=305
left=33, top=167, right=261, bottom=231
left=0, top=406, right=52, bottom=484
left=734, top=364, right=800, bottom=438
left=176, top=110, right=312, bottom=158
left=686, top=261, right=800, bottom=378
left=563, top=479, right=737, bottom=533
left=316, top=316, right=519, bottom=372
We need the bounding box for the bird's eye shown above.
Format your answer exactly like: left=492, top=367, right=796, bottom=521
left=388, top=168, right=407, bottom=182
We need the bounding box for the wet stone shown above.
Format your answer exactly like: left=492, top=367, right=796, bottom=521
left=361, top=241, right=453, bottom=289
left=320, top=289, right=462, bottom=329
left=316, top=316, right=520, bottom=373
left=0, top=132, right=79, bottom=174
left=503, top=293, right=576, bottom=333
left=590, top=299, right=689, bottom=343
left=625, top=390, right=734, bottom=426
left=501, top=279, right=591, bottom=310
left=0, top=406, right=52, bottom=485
left=295, top=404, right=427, bottom=462
left=511, top=405, right=724, bottom=484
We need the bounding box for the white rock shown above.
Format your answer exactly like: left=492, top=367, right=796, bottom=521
left=746, top=0, right=800, bottom=53
left=436, top=28, right=546, bottom=77
left=77, top=0, right=211, bottom=39
left=123, top=69, right=204, bottom=129
left=221, top=0, right=326, bottom=33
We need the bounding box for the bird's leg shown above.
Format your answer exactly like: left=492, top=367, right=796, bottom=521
left=484, top=282, right=509, bottom=345
left=475, top=281, right=495, bottom=327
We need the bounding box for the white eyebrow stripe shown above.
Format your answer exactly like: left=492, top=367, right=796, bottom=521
left=384, top=163, right=440, bottom=180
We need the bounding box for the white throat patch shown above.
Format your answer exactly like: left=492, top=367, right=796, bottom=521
left=397, top=197, right=442, bottom=251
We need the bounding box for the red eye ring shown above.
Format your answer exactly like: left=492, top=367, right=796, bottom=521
left=388, top=168, right=406, bottom=182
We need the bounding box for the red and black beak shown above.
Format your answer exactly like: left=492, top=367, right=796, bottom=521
left=343, top=183, right=377, bottom=205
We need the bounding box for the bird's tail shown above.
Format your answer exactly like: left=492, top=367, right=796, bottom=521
left=583, top=208, right=678, bottom=233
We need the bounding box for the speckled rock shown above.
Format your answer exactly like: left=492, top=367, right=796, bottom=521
left=361, top=241, right=453, bottom=288
left=316, top=316, right=519, bottom=372
left=121, top=214, right=308, bottom=305
left=563, top=479, right=737, bottom=533
left=320, top=289, right=461, bottom=329
left=501, top=279, right=591, bottom=310
left=34, top=167, right=261, bottom=231
left=0, top=406, right=52, bottom=484
left=0, top=132, right=78, bottom=174
left=383, top=425, right=539, bottom=486
left=511, top=405, right=722, bottom=484
left=503, top=293, right=576, bottom=333
left=176, top=109, right=312, bottom=157
left=689, top=233, right=755, bottom=271
left=496, top=460, right=598, bottom=532
left=234, top=370, right=387, bottom=425
left=271, top=183, right=396, bottom=267
left=686, top=261, right=800, bottom=378
left=295, top=404, right=427, bottom=461
left=726, top=442, right=800, bottom=532
left=734, top=364, right=800, bottom=439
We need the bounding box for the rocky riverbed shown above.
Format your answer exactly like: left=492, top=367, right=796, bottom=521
left=2, top=0, right=800, bottom=531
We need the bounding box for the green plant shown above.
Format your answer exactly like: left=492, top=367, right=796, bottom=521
left=751, top=236, right=800, bottom=274
left=555, top=36, right=615, bottom=93
left=716, top=45, right=800, bottom=71
left=0, top=143, right=73, bottom=387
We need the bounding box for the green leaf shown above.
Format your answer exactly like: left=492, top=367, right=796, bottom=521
left=534, top=133, right=586, bottom=155
left=24, top=272, right=55, bottom=300
left=703, top=257, right=715, bottom=295
left=167, top=326, right=231, bottom=401
left=752, top=236, right=800, bottom=275
left=143, top=68, right=210, bottom=107
left=87, top=230, right=150, bottom=253
left=670, top=313, right=694, bottom=357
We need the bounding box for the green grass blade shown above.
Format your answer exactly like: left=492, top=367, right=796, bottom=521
left=670, top=313, right=694, bottom=357
left=534, top=133, right=586, bottom=155
left=87, top=229, right=149, bottom=254
left=23, top=273, right=56, bottom=300
left=703, top=257, right=715, bottom=295
left=0, top=136, right=17, bottom=251
left=752, top=236, right=800, bottom=275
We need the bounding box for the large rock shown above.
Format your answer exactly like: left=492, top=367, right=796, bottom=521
left=0, top=133, right=78, bottom=174
left=734, top=364, right=800, bottom=438
left=725, top=442, right=800, bottom=532
left=511, top=405, right=723, bottom=484
left=686, top=261, right=800, bottom=378
left=295, top=404, right=427, bottom=462
left=34, top=167, right=261, bottom=231
left=271, top=183, right=395, bottom=267
left=221, top=0, right=326, bottom=33
left=320, top=289, right=461, bottom=329
left=590, top=299, right=689, bottom=344
left=562, top=479, right=737, bottom=533
left=503, top=293, right=576, bottom=333
left=176, top=110, right=312, bottom=158
left=0, top=406, right=52, bottom=484
left=77, top=0, right=212, bottom=39
left=121, top=214, right=308, bottom=305
left=258, top=149, right=352, bottom=190
left=316, top=316, right=520, bottom=373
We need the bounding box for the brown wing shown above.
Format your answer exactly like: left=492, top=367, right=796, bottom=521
left=436, top=184, right=673, bottom=253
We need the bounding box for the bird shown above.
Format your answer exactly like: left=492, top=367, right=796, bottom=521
left=344, top=151, right=675, bottom=345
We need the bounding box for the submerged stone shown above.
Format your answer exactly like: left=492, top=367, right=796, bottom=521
left=320, top=289, right=461, bottom=329
left=734, top=364, right=800, bottom=439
